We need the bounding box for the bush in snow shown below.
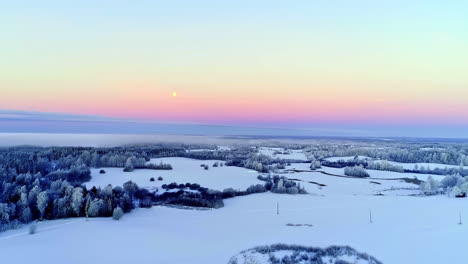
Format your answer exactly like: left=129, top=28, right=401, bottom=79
left=440, top=174, right=464, bottom=189
left=451, top=186, right=463, bottom=197
left=246, top=184, right=267, bottom=194
left=344, top=166, right=370, bottom=178
left=310, top=160, right=321, bottom=170
left=99, top=169, right=106, bottom=174
left=29, top=223, right=37, bottom=235
left=158, top=176, right=163, bottom=181
left=123, top=158, right=135, bottom=172
left=459, top=182, right=468, bottom=194
left=112, top=207, right=124, bottom=220
left=150, top=177, right=155, bottom=182
left=309, top=156, right=322, bottom=170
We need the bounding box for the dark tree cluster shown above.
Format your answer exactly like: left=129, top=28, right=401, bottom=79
left=257, top=175, right=307, bottom=194
left=321, top=159, right=368, bottom=169
left=0, top=147, right=157, bottom=232
left=145, top=161, right=173, bottom=170
left=155, top=188, right=224, bottom=209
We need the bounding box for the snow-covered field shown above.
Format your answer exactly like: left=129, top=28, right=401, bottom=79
left=87, top=157, right=261, bottom=191
left=283, top=163, right=421, bottom=196
left=2, top=154, right=466, bottom=264
left=259, top=147, right=308, bottom=161
left=1, top=193, right=467, bottom=264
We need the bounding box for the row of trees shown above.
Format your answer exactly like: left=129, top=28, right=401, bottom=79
left=323, top=156, right=468, bottom=177
left=304, top=141, right=468, bottom=166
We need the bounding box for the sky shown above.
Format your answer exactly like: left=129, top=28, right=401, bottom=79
left=1, top=1, right=468, bottom=138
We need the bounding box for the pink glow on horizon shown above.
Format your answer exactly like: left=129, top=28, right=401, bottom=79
left=6, top=93, right=468, bottom=127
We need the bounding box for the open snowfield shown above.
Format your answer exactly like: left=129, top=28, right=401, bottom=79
left=283, top=163, right=420, bottom=196
left=287, top=162, right=433, bottom=180
left=1, top=193, right=467, bottom=264
left=86, top=157, right=261, bottom=191
left=2, top=151, right=466, bottom=264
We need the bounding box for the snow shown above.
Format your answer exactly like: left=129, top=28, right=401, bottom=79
left=86, top=157, right=262, bottom=191
left=3, top=153, right=467, bottom=264
left=283, top=164, right=418, bottom=196
left=2, top=193, right=468, bottom=264
left=259, top=147, right=308, bottom=161
left=325, top=156, right=466, bottom=170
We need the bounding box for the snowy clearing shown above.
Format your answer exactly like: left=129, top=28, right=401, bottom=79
left=282, top=164, right=418, bottom=196
left=86, top=157, right=261, bottom=191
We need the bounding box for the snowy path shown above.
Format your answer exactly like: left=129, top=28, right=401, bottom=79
left=0, top=219, right=86, bottom=241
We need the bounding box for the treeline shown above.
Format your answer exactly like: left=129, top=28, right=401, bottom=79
left=0, top=144, right=288, bottom=177
left=322, top=157, right=468, bottom=177
left=304, top=142, right=468, bottom=166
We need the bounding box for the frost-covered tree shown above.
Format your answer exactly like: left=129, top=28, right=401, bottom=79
left=440, top=174, right=464, bottom=190
left=88, top=199, right=104, bottom=217
left=0, top=203, right=10, bottom=226
left=420, top=176, right=439, bottom=195
left=37, top=191, right=48, bottom=220
left=28, top=185, right=41, bottom=205
left=71, top=187, right=83, bottom=216
left=123, top=158, right=134, bottom=172
left=112, top=207, right=124, bottom=220
left=21, top=207, right=33, bottom=223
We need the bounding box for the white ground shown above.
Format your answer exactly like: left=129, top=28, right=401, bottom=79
left=288, top=162, right=443, bottom=181
left=86, top=157, right=261, bottom=191
left=1, top=193, right=467, bottom=264
left=284, top=163, right=420, bottom=196
left=259, top=147, right=308, bottom=161
left=1, top=156, right=466, bottom=264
